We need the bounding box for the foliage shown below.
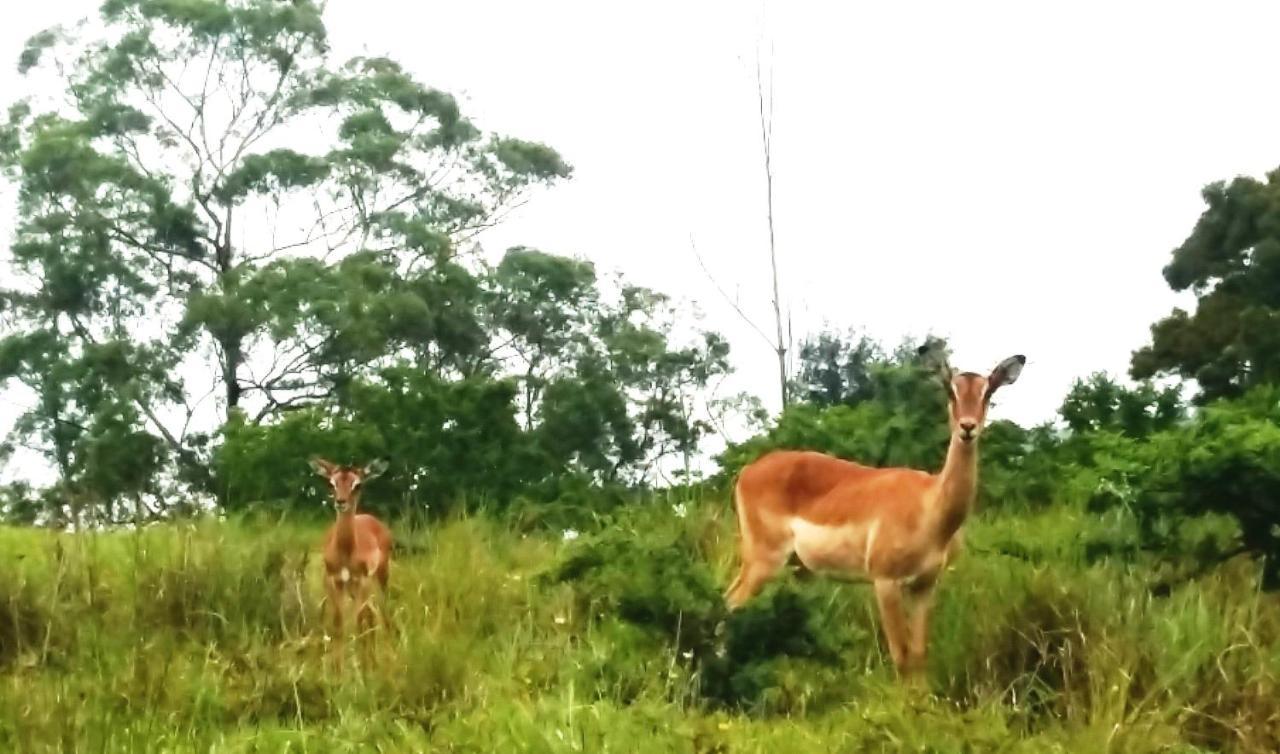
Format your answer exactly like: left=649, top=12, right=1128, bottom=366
left=1091, top=386, right=1280, bottom=589
left=722, top=332, right=949, bottom=480
left=489, top=253, right=733, bottom=485
left=0, top=0, right=574, bottom=516
left=546, top=513, right=724, bottom=654
left=717, top=397, right=945, bottom=481
left=214, top=367, right=533, bottom=516
left=544, top=500, right=860, bottom=712
left=1132, top=167, right=1280, bottom=402
left=202, top=248, right=735, bottom=519
left=0, top=1, right=734, bottom=517
left=1059, top=372, right=1184, bottom=438
left=789, top=328, right=885, bottom=407
left=977, top=420, right=1067, bottom=510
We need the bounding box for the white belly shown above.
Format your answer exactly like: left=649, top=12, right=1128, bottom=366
left=790, top=517, right=879, bottom=578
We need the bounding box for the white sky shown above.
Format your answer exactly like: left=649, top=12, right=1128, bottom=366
left=5, top=0, right=1280, bottom=481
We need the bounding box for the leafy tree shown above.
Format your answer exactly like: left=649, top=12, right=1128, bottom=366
left=0, top=331, right=177, bottom=523
left=214, top=366, right=533, bottom=516
left=720, top=334, right=949, bottom=479
left=1091, top=386, right=1280, bottom=589
left=208, top=243, right=736, bottom=513
left=477, top=248, right=734, bottom=487
left=523, top=283, right=731, bottom=485
left=1059, top=372, right=1184, bottom=438
left=484, top=247, right=599, bottom=429
left=594, top=287, right=731, bottom=483
left=1131, top=169, right=1280, bottom=401
left=0, top=482, right=42, bottom=525
left=790, top=329, right=883, bottom=407
left=0, top=0, right=568, bottom=511
left=978, top=420, right=1065, bottom=510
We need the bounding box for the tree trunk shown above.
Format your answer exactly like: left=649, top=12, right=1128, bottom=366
left=216, top=207, right=242, bottom=419
left=222, top=336, right=242, bottom=416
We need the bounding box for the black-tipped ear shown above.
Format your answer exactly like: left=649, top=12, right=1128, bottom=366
left=917, top=337, right=955, bottom=393
left=309, top=457, right=335, bottom=477
left=986, top=354, right=1026, bottom=396
left=363, top=457, right=389, bottom=480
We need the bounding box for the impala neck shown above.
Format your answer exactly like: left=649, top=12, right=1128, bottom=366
left=930, top=435, right=979, bottom=544
left=333, top=505, right=358, bottom=553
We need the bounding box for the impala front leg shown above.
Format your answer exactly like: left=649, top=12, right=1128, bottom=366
left=904, top=578, right=937, bottom=684
left=874, top=579, right=910, bottom=675
left=324, top=574, right=345, bottom=671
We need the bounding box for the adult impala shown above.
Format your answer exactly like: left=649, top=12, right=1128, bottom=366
left=310, top=457, right=393, bottom=665
left=724, top=341, right=1025, bottom=680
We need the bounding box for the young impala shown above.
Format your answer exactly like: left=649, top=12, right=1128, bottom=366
left=310, top=457, right=393, bottom=666
left=724, top=341, right=1025, bottom=681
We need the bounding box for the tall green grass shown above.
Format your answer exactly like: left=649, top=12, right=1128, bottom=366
left=0, top=498, right=1275, bottom=752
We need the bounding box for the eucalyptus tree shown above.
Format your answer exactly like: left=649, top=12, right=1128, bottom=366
left=0, top=0, right=568, bottom=514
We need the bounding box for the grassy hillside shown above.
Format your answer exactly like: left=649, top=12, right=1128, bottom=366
left=0, top=496, right=1276, bottom=753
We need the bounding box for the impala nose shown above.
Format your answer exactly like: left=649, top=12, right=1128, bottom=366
left=959, top=420, right=977, bottom=440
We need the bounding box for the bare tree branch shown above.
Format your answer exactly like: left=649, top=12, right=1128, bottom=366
left=687, top=235, right=774, bottom=349
left=757, top=47, right=788, bottom=409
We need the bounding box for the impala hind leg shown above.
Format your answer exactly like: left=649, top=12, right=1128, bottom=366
left=353, top=577, right=379, bottom=667
left=725, top=545, right=791, bottom=609
left=373, top=560, right=395, bottom=634
left=725, top=488, right=791, bottom=609
left=355, top=579, right=372, bottom=634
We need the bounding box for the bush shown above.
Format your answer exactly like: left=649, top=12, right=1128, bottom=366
left=545, top=519, right=723, bottom=655
left=697, top=583, right=864, bottom=712
left=1137, top=390, right=1280, bottom=588
left=544, top=504, right=863, bottom=712
left=979, top=420, right=1068, bottom=510
left=1086, top=386, right=1280, bottom=589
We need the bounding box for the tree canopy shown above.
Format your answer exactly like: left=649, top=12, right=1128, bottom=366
left=1131, top=169, right=1280, bottom=402
left=0, top=0, right=730, bottom=522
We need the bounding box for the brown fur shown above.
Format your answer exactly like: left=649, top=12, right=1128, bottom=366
left=725, top=353, right=1025, bottom=682
left=311, top=458, right=393, bottom=667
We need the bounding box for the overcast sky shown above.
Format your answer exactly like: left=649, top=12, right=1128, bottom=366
left=4, top=1, right=1280, bottom=480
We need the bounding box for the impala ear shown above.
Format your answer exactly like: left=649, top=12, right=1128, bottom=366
left=363, top=457, right=389, bottom=480
left=987, top=354, right=1026, bottom=397
left=309, top=457, right=336, bottom=477
left=916, top=338, right=955, bottom=393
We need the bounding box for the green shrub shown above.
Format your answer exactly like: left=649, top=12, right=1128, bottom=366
left=697, top=583, right=865, bottom=712
left=1084, top=386, right=1280, bottom=588
left=545, top=521, right=723, bottom=654
left=544, top=504, right=864, bottom=713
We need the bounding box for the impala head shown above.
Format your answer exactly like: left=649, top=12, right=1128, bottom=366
left=918, top=340, right=1025, bottom=445
left=309, top=457, right=389, bottom=512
